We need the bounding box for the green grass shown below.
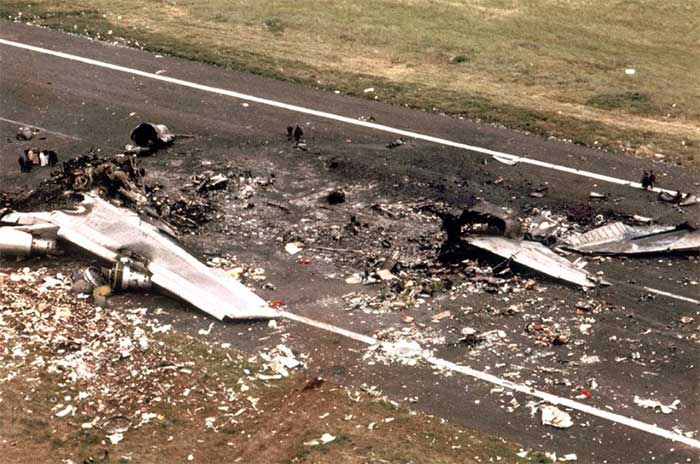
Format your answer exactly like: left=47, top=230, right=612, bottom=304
left=586, top=91, right=657, bottom=115
left=1, top=0, right=697, bottom=166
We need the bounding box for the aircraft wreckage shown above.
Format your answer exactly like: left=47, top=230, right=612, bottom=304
left=446, top=200, right=605, bottom=288
left=2, top=190, right=697, bottom=319
left=0, top=194, right=278, bottom=320
left=563, top=221, right=700, bottom=255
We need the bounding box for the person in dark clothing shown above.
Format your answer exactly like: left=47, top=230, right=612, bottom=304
left=18, top=150, right=32, bottom=173
left=641, top=170, right=651, bottom=190
left=293, top=124, right=304, bottom=145
left=648, top=170, right=656, bottom=189
left=286, top=126, right=294, bottom=141
left=46, top=150, right=59, bottom=167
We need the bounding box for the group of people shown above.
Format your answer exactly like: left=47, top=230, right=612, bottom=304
left=18, top=147, right=59, bottom=173
left=286, top=124, right=305, bottom=145
left=641, top=169, right=656, bottom=190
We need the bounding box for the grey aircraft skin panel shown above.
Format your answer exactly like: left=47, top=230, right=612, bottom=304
left=465, top=236, right=600, bottom=288
left=2, top=194, right=278, bottom=320
left=563, top=222, right=700, bottom=255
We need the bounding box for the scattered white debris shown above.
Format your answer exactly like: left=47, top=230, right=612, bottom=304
left=580, top=355, right=600, bottom=364
left=370, top=339, right=428, bottom=367
left=541, top=405, right=573, bottom=429
left=259, top=344, right=304, bottom=378
left=198, top=322, right=214, bottom=336
left=431, top=310, right=451, bottom=322
left=633, top=396, right=680, bottom=414
left=285, top=242, right=303, bottom=255
left=54, top=404, right=76, bottom=418
left=304, top=433, right=336, bottom=446
left=345, top=273, right=364, bottom=284
left=141, top=412, right=157, bottom=424
left=376, top=269, right=397, bottom=281
left=633, top=215, right=653, bottom=223
left=106, top=432, right=124, bottom=445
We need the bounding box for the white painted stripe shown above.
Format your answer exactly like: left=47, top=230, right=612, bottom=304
left=0, top=116, right=82, bottom=140
left=644, top=286, right=700, bottom=305
left=427, top=357, right=700, bottom=449
left=278, top=312, right=700, bottom=449
left=0, top=38, right=679, bottom=196
left=278, top=310, right=377, bottom=345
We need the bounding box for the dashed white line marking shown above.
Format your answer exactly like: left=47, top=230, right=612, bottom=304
left=644, top=286, right=700, bottom=305
left=280, top=312, right=700, bottom=449
left=0, top=116, right=82, bottom=141
left=2, top=37, right=697, bottom=449
left=0, top=38, right=679, bottom=195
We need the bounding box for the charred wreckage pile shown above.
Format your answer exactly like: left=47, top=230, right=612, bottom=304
left=2, top=121, right=700, bottom=323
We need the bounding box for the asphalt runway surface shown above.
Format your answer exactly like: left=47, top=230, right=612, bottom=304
left=1, top=22, right=699, bottom=463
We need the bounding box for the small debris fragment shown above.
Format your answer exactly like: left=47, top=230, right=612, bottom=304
left=633, top=396, right=680, bottom=414
left=326, top=190, right=346, bottom=205
left=285, top=242, right=303, bottom=255
left=386, top=138, right=406, bottom=149
left=540, top=405, right=573, bottom=429
left=16, top=126, right=34, bottom=141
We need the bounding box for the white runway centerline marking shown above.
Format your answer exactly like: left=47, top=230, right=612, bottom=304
left=0, top=38, right=680, bottom=196
left=280, top=313, right=700, bottom=450
left=644, top=286, right=700, bottom=305
left=2, top=37, right=697, bottom=450
left=0, top=116, right=82, bottom=141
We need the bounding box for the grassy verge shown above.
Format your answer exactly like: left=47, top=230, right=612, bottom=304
left=0, top=366, right=550, bottom=463
left=0, top=267, right=549, bottom=463
left=1, top=1, right=697, bottom=167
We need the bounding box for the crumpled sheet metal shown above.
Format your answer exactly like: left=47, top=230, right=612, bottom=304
left=8, top=195, right=277, bottom=320
left=465, top=236, right=600, bottom=288
left=563, top=222, right=700, bottom=255
left=463, top=200, right=521, bottom=238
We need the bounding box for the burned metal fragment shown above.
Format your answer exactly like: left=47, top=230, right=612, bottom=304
left=563, top=222, right=700, bottom=255
left=465, top=236, right=601, bottom=288
left=1, top=194, right=277, bottom=320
